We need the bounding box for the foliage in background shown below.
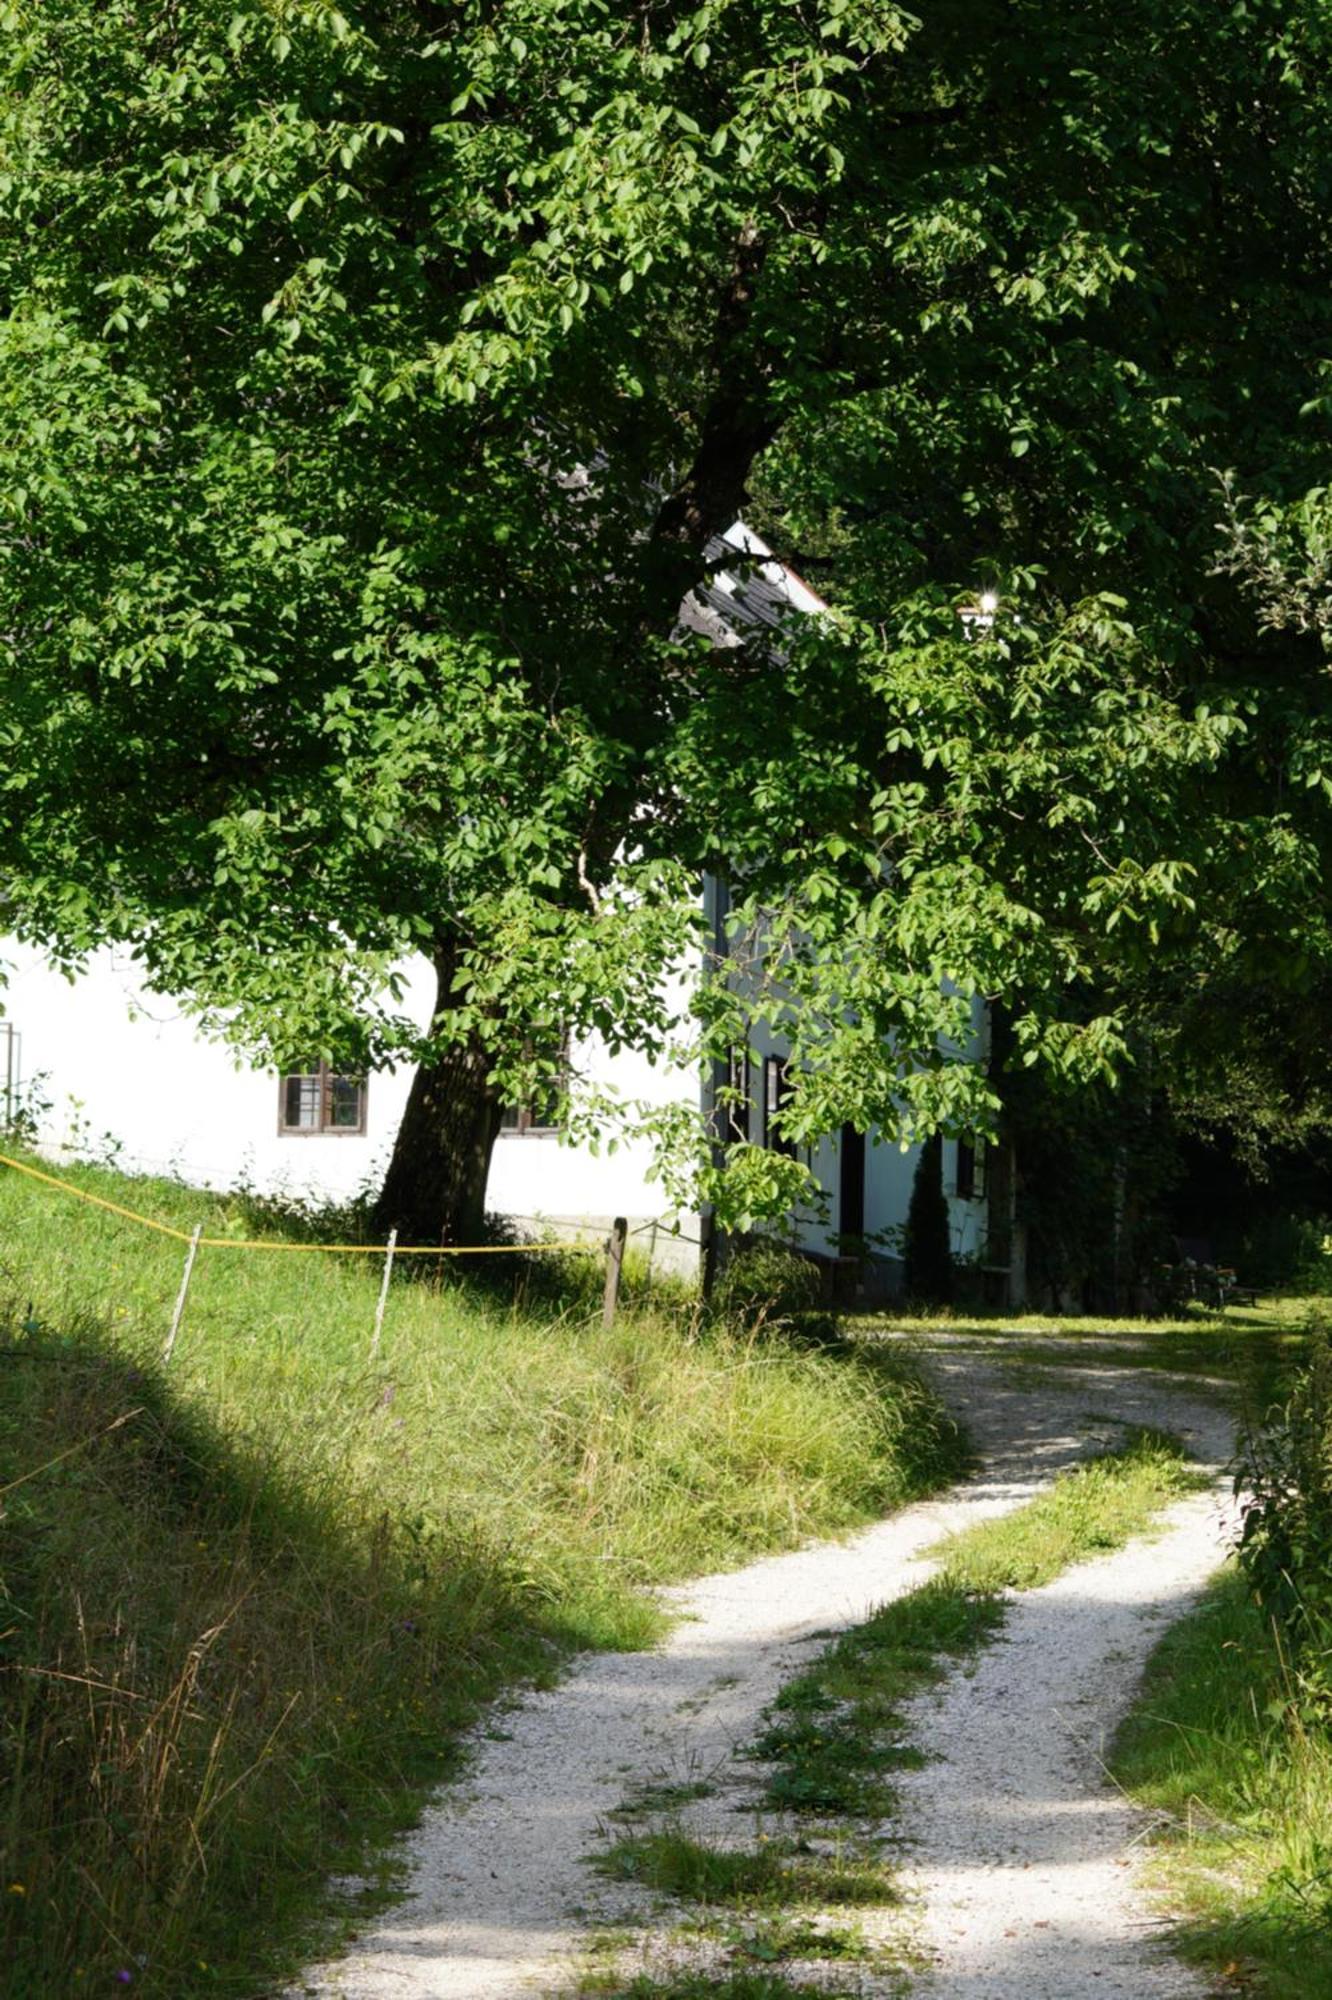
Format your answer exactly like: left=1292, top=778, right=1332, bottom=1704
left=0, top=1151, right=960, bottom=1998
left=999, top=1038, right=1180, bottom=1310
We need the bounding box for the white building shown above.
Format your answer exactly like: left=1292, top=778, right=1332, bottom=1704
left=0, top=919, right=996, bottom=1294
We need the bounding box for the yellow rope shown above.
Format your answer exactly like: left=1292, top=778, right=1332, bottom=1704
left=0, top=1150, right=596, bottom=1256
left=0, top=1149, right=194, bottom=1240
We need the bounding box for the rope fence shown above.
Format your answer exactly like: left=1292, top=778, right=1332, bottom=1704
left=0, top=1149, right=616, bottom=1363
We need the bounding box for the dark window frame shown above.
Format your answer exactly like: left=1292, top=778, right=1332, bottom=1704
left=499, top=1034, right=570, bottom=1138
left=277, top=1065, right=368, bottom=1137
left=763, top=1054, right=795, bottom=1158
left=499, top=1100, right=562, bottom=1137
left=955, top=1138, right=985, bottom=1202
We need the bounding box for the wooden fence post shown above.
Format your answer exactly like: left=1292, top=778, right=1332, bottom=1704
left=163, top=1223, right=203, bottom=1365
left=370, top=1227, right=397, bottom=1363
left=602, top=1216, right=627, bottom=1327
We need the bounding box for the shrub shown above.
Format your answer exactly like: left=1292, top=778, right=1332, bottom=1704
left=1241, top=1213, right=1332, bottom=1293
left=1235, top=1335, right=1332, bottom=1712
left=901, top=1136, right=953, bottom=1307
left=712, top=1241, right=827, bottom=1338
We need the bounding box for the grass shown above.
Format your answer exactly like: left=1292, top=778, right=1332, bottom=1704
left=596, top=1831, right=890, bottom=1909
left=0, top=1148, right=963, bottom=2000
left=1112, top=1568, right=1332, bottom=2000
left=925, top=1425, right=1209, bottom=1591
left=578, top=1973, right=864, bottom=1999
left=857, top=1301, right=1319, bottom=1421
left=861, top=1297, right=1318, bottom=1343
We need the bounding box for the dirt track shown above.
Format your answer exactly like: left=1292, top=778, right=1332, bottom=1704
left=291, top=1344, right=1233, bottom=2000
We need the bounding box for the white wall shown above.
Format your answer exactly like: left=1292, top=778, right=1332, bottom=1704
left=737, top=1011, right=991, bottom=1279
left=0, top=945, right=701, bottom=1261
left=1, top=940, right=987, bottom=1288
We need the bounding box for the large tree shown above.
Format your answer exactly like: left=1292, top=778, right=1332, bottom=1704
left=2, top=0, right=1331, bottom=1239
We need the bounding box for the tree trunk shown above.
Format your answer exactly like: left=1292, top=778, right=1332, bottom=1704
left=372, top=943, right=505, bottom=1246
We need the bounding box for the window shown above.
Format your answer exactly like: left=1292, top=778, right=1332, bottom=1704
left=278, top=1065, right=367, bottom=1136
left=499, top=1036, right=569, bottom=1136
left=764, top=1055, right=795, bottom=1158
left=499, top=1097, right=560, bottom=1136
left=955, top=1138, right=986, bottom=1202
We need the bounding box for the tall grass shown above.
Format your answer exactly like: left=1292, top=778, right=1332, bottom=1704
left=1112, top=1338, right=1332, bottom=1997
left=0, top=1151, right=961, bottom=1997
left=1112, top=1571, right=1332, bottom=1999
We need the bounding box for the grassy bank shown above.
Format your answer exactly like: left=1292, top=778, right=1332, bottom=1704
left=0, top=1152, right=962, bottom=1999
left=1112, top=1570, right=1332, bottom=2000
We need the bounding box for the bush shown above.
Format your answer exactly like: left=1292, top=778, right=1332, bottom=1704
left=1235, top=1335, right=1332, bottom=1712
left=902, top=1136, right=953, bottom=1307
left=712, top=1241, right=826, bottom=1337
left=1241, top=1213, right=1332, bottom=1294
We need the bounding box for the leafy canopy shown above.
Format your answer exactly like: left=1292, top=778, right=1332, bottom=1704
left=2, top=0, right=1332, bottom=1214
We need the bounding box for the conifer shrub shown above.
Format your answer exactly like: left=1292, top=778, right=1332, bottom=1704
left=901, top=1136, right=954, bottom=1307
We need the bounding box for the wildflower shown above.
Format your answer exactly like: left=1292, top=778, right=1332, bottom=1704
left=114, top=1973, right=133, bottom=1985
left=7, top=1882, right=25, bottom=1896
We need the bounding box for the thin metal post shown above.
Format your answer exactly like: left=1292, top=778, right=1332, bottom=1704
left=645, top=1218, right=658, bottom=1290
left=602, top=1216, right=627, bottom=1328
left=370, top=1227, right=398, bottom=1362
left=163, top=1223, right=203, bottom=1364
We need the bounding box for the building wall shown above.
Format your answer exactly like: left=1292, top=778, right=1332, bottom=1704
left=0, top=945, right=701, bottom=1268
left=1, top=940, right=989, bottom=1291
left=735, top=1012, right=989, bottom=1284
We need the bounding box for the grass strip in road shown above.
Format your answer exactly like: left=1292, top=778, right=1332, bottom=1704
left=578, top=1428, right=1208, bottom=1997
left=756, top=1426, right=1205, bottom=1819
left=926, top=1423, right=1210, bottom=1589
left=598, top=1830, right=890, bottom=1908
left=580, top=1974, right=867, bottom=1999
left=1111, top=1567, right=1332, bottom=2000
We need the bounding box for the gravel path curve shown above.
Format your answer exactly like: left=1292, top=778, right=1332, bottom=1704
left=291, top=1348, right=1233, bottom=2000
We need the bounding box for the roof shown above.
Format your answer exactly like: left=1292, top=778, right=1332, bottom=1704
left=678, top=520, right=828, bottom=648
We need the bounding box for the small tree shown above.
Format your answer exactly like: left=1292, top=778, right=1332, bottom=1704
left=902, top=1137, right=953, bottom=1307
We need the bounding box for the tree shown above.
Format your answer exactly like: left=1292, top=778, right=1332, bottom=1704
left=2, top=1, right=1332, bottom=1239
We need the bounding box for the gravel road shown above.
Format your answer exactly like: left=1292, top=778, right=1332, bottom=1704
left=290, top=1345, right=1234, bottom=2000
